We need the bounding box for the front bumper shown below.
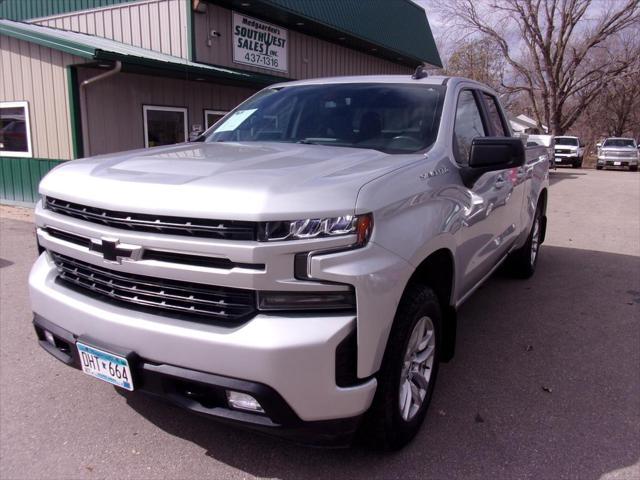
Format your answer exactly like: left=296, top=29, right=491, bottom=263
left=553, top=154, right=579, bottom=165
left=33, top=314, right=362, bottom=446
left=597, top=157, right=638, bottom=167
left=29, top=253, right=377, bottom=427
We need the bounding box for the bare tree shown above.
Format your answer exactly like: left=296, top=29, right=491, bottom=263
left=594, top=74, right=640, bottom=137
left=572, top=37, right=640, bottom=149
left=433, top=0, right=640, bottom=135
left=445, top=37, right=506, bottom=89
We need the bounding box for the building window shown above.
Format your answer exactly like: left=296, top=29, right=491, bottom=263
left=204, top=109, right=228, bottom=130
left=143, top=106, right=188, bottom=148
left=0, top=101, right=33, bottom=157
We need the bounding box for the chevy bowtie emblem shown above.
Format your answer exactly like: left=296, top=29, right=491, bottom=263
left=90, top=237, right=142, bottom=264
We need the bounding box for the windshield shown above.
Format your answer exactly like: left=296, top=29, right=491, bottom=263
left=603, top=138, right=636, bottom=148
left=555, top=137, right=578, bottom=146
left=203, top=83, right=445, bottom=154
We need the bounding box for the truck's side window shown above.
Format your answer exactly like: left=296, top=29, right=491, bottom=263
left=453, top=90, right=486, bottom=165
left=482, top=93, right=508, bottom=136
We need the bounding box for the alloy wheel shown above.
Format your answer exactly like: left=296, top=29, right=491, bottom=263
left=399, top=316, right=436, bottom=421
left=530, top=216, right=541, bottom=266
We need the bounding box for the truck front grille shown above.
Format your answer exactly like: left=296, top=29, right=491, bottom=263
left=51, top=252, right=257, bottom=323
left=605, top=151, right=635, bottom=158
left=45, top=197, right=257, bottom=240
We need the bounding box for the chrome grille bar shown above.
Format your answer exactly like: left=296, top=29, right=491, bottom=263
left=45, top=197, right=257, bottom=240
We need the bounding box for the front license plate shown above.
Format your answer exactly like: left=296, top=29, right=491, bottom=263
left=614, top=161, right=621, bottom=166
left=555, top=158, right=563, bottom=163
left=76, top=342, right=134, bottom=391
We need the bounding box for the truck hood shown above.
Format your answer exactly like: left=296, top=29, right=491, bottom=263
left=40, top=142, right=417, bottom=220
left=600, top=146, right=637, bottom=153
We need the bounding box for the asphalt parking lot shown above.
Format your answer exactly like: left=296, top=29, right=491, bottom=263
left=1, top=169, right=638, bottom=480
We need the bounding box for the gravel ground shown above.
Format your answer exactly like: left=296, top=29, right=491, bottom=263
left=1, top=168, right=638, bottom=480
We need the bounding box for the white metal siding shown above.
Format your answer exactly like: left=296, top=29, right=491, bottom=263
left=33, top=0, right=188, bottom=59
left=0, top=35, right=80, bottom=160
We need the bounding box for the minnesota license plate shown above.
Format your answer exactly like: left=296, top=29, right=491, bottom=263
left=614, top=161, right=621, bottom=166
left=76, top=342, right=134, bottom=391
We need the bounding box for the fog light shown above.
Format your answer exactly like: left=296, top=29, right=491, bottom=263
left=257, top=291, right=356, bottom=311
left=44, top=330, right=55, bottom=346
left=226, top=391, right=264, bottom=413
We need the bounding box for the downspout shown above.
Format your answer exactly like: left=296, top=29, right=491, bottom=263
left=79, top=61, right=122, bottom=157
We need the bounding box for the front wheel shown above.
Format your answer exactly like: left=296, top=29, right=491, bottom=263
left=630, top=165, right=638, bottom=172
left=360, top=285, right=442, bottom=450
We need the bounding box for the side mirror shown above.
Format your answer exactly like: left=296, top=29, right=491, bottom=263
left=460, top=137, right=525, bottom=187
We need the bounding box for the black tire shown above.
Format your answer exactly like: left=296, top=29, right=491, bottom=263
left=571, top=161, right=579, bottom=168
left=360, top=285, right=442, bottom=451
left=630, top=165, right=638, bottom=172
left=596, top=165, right=603, bottom=170
left=505, top=203, right=543, bottom=279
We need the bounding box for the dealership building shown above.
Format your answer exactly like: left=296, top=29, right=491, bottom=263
left=0, top=0, right=440, bottom=204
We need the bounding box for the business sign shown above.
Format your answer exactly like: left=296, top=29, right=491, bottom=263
left=232, top=12, right=288, bottom=73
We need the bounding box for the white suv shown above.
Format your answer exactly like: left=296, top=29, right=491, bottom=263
left=554, top=136, right=585, bottom=168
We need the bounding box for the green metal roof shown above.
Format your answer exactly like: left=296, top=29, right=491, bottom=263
left=0, top=19, right=284, bottom=86
left=0, top=0, right=137, bottom=21
left=215, top=0, right=441, bottom=67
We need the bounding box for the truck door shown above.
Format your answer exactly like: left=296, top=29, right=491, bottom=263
left=452, top=89, right=523, bottom=296
left=479, top=91, right=526, bottom=248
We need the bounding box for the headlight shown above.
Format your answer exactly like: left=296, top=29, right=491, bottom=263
left=258, top=213, right=373, bottom=246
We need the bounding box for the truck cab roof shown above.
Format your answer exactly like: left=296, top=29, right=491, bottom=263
left=270, top=74, right=493, bottom=91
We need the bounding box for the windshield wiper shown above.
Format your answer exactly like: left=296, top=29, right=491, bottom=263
left=296, top=138, right=335, bottom=145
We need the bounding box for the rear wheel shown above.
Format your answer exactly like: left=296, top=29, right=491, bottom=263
left=505, top=203, right=543, bottom=279
left=360, top=285, right=441, bottom=450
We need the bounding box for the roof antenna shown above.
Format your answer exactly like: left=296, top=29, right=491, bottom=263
left=412, top=63, right=429, bottom=80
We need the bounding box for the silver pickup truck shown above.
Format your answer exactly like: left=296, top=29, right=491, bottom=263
left=597, top=137, right=639, bottom=171
left=29, top=73, right=549, bottom=450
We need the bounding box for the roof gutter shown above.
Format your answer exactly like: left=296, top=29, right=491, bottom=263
left=79, top=60, right=122, bottom=157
